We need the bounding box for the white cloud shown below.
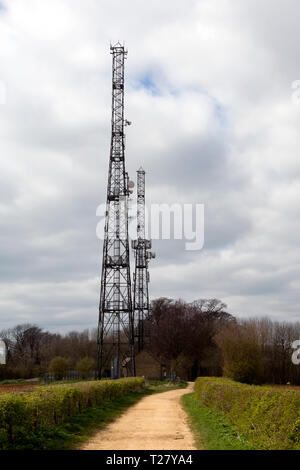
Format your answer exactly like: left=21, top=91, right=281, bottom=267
left=0, top=0, right=300, bottom=332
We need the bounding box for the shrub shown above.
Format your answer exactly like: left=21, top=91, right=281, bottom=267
left=215, top=322, right=264, bottom=384
left=76, top=357, right=95, bottom=379
left=194, top=377, right=300, bottom=450
left=0, top=366, right=44, bottom=381
left=49, top=357, right=70, bottom=380
left=0, top=377, right=144, bottom=447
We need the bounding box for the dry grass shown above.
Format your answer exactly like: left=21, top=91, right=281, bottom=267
left=0, top=383, right=41, bottom=394
left=269, top=384, right=300, bottom=392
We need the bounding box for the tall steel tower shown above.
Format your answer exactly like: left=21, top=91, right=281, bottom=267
left=97, top=43, right=135, bottom=379
left=132, top=168, right=155, bottom=352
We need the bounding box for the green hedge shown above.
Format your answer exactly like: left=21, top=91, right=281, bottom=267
left=194, top=377, right=300, bottom=450
left=0, top=377, right=144, bottom=446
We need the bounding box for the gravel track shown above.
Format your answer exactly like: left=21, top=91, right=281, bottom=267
left=80, top=382, right=196, bottom=450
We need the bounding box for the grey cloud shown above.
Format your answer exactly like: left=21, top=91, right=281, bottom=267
left=1, top=0, right=300, bottom=332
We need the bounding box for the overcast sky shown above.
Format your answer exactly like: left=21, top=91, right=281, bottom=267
left=1, top=0, right=300, bottom=333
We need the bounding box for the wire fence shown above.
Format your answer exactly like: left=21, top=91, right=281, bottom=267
left=44, top=370, right=96, bottom=383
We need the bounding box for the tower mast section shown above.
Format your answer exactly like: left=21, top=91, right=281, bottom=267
left=132, top=168, right=155, bottom=352
left=97, top=43, right=135, bottom=379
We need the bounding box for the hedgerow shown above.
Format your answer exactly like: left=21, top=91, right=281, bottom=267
left=0, top=377, right=144, bottom=447
left=194, top=377, right=300, bottom=450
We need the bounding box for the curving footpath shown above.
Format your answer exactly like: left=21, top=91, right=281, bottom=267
left=80, top=382, right=196, bottom=450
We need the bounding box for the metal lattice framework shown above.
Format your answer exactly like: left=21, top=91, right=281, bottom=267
left=97, top=43, right=135, bottom=379
left=132, top=168, right=155, bottom=352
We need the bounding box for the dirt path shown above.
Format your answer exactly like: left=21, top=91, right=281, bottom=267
left=80, top=382, right=196, bottom=450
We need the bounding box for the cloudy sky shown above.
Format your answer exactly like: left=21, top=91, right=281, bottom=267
left=1, top=0, right=300, bottom=332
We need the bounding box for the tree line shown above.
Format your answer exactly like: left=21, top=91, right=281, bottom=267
left=1, top=297, right=300, bottom=384
left=146, top=299, right=300, bottom=384
left=0, top=325, right=97, bottom=380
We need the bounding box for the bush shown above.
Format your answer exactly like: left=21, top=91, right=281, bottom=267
left=194, top=377, right=300, bottom=450
left=223, top=347, right=263, bottom=384
left=0, top=365, right=44, bottom=381
left=215, top=322, right=264, bottom=384
left=0, top=377, right=145, bottom=447
left=76, top=357, right=95, bottom=379
left=49, top=357, right=70, bottom=380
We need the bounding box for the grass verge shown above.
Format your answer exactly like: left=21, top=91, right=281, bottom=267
left=12, top=391, right=150, bottom=450
left=194, top=377, right=300, bottom=450
left=148, top=380, right=187, bottom=393
left=4, top=380, right=186, bottom=450
left=182, top=393, right=255, bottom=450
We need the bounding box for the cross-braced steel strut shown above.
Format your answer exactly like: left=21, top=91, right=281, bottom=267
left=97, top=43, right=135, bottom=379
left=132, top=168, right=155, bottom=352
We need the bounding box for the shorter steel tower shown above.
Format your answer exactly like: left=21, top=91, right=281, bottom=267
left=132, top=168, right=155, bottom=352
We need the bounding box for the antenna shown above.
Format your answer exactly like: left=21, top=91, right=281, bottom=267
left=132, top=168, right=155, bottom=352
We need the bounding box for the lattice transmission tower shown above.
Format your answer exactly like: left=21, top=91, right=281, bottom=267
left=132, top=168, right=155, bottom=352
left=97, top=43, right=135, bottom=379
